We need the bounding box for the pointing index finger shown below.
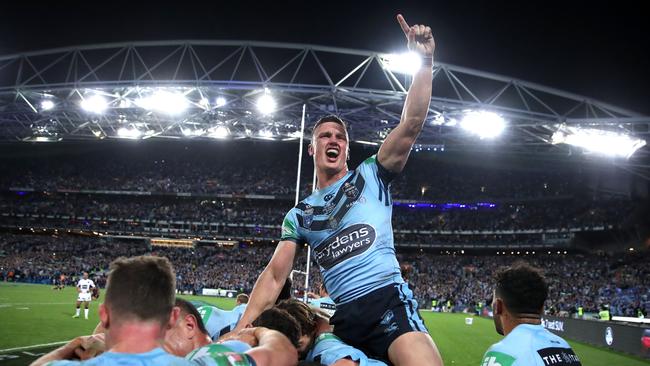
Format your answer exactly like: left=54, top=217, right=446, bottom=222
left=396, top=14, right=410, bottom=35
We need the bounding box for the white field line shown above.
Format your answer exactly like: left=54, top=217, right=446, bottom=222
left=0, top=302, right=72, bottom=306
left=0, top=340, right=70, bottom=353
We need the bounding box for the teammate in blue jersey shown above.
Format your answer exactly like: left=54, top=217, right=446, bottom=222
left=31, top=256, right=193, bottom=366
left=276, top=298, right=384, bottom=366
left=480, top=262, right=582, bottom=366
left=197, top=294, right=249, bottom=339
left=308, top=283, right=337, bottom=317
left=164, top=299, right=298, bottom=366
left=307, top=333, right=388, bottom=366
left=232, top=14, right=441, bottom=366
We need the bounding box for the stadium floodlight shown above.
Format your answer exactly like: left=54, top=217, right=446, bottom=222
left=288, top=130, right=303, bottom=138
left=137, top=90, right=188, bottom=115
left=40, top=100, right=55, bottom=111
left=258, top=129, right=274, bottom=139
left=381, top=51, right=422, bottom=75
left=552, top=126, right=646, bottom=159
left=91, top=129, right=106, bottom=139
left=256, top=90, right=277, bottom=115
left=208, top=126, right=229, bottom=139
left=81, top=95, right=108, bottom=114
left=432, top=115, right=445, bottom=126
left=460, top=111, right=506, bottom=139
left=117, top=126, right=142, bottom=139
left=216, top=97, right=227, bottom=108
left=118, top=99, right=132, bottom=108
left=199, top=98, right=210, bottom=109
left=182, top=127, right=206, bottom=137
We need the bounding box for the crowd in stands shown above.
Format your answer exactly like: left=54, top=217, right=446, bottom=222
left=1, top=141, right=595, bottom=202
left=1, top=234, right=647, bottom=319
left=0, top=142, right=641, bottom=244
left=0, top=192, right=635, bottom=237
left=400, top=251, right=649, bottom=318
left=1, top=141, right=647, bottom=323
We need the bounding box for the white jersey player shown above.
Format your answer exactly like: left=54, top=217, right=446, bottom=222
left=73, top=272, right=95, bottom=319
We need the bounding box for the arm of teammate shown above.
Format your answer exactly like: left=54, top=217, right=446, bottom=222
left=377, top=14, right=434, bottom=174
left=29, top=334, right=105, bottom=366
left=245, top=327, right=299, bottom=366
left=229, top=240, right=296, bottom=333
left=92, top=321, right=105, bottom=335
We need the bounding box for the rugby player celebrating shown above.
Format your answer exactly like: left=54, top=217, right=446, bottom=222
left=233, top=14, right=441, bottom=366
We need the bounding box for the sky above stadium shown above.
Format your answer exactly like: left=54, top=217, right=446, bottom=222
left=1, top=0, right=648, bottom=114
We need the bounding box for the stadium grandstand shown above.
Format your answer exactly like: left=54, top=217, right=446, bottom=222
left=1, top=39, right=649, bottom=365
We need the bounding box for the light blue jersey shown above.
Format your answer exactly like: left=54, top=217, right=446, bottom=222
left=309, top=296, right=337, bottom=316
left=231, top=304, right=247, bottom=326
left=307, top=333, right=388, bottom=366
left=197, top=305, right=247, bottom=340
left=281, top=155, right=402, bottom=304
left=186, top=342, right=254, bottom=366
left=480, top=324, right=582, bottom=366
left=47, top=348, right=192, bottom=365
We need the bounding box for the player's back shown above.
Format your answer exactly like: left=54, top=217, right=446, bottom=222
left=230, top=303, right=247, bottom=324
left=481, top=324, right=582, bottom=366
left=307, top=332, right=387, bottom=366
left=197, top=305, right=240, bottom=340
left=47, top=348, right=192, bottom=365
left=186, top=341, right=254, bottom=365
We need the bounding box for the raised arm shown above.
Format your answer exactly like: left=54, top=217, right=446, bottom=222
left=377, top=14, right=435, bottom=174
left=231, top=240, right=296, bottom=332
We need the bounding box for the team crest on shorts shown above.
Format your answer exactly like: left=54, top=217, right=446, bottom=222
left=343, top=182, right=359, bottom=200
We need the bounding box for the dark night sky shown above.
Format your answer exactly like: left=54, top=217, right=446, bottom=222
left=1, top=0, right=648, bottom=114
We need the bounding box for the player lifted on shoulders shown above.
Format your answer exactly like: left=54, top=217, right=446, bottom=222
left=231, top=14, right=441, bottom=366
left=73, top=272, right=95, bottom=320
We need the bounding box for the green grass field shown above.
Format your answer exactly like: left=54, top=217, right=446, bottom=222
left=1, top=282, right=648, bottom=365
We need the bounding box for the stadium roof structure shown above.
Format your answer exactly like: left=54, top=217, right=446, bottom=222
left=0, top=40, right=648, bottom=177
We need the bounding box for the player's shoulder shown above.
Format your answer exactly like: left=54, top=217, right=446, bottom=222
left=482, top=325, right=551, bottom=366
left=313, top=332, right=343, bottom=347
left=187, top=342, right=252, bottom=365
left=481, top=342, right=519, bottom=366
left=284, top=199, right=308, bottom=218
left=196, top=304, right=221, bottom=318
left=360, top=154, right=378, bottom=165
left=540, top=327, right=571, bottom=347
left=355, top=154, right=379, bottom=171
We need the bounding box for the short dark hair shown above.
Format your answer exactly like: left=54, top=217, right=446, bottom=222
left=495, top=261, right=548, bottom=315
left=236, top=293, right=249, bottom=304
left=175, top=298, right=209, bottom=336
left=252, top=307, right=301, bottom=348
left=311, top=115, right=347, bottom=137
left=105, top=256, right=176, bottom=326
left=275, top=299, right=318, bottom=338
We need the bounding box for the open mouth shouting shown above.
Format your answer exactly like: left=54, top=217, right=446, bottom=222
left=325, top=147, right=340, bottom=162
